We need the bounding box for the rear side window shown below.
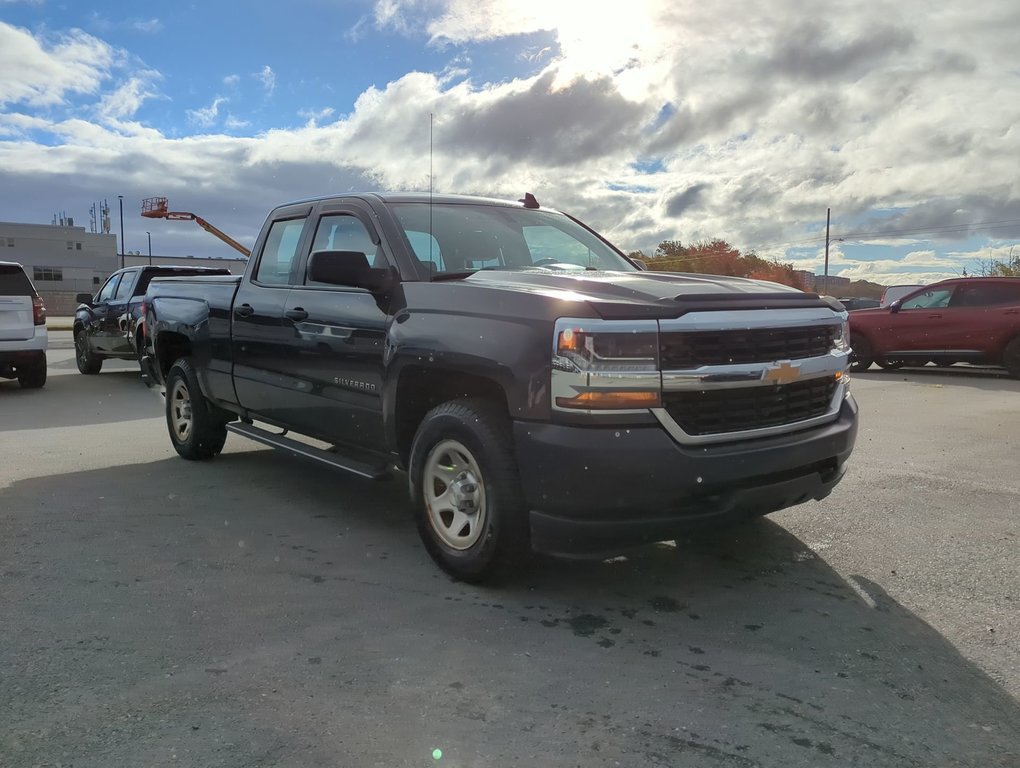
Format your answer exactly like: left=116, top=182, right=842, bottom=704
left=256, top=218, right=306, bottom=285
left=114, top=270, right=139, bottom=300
left=951, top=283, right=1020, bottom=307
left=0, top=264, right=35, bottom=296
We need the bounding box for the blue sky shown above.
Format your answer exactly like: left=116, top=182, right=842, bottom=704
left=1, top=0, right=1019, bottom=285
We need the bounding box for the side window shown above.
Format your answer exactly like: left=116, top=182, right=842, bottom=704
left=96, top=274, right=121, bottom=303
left=255, top=218, right=306, bottom=285
left=901, top=288, right=953, bottom=310
left=523, top=225, right=597, bottom=268
left=952, top=283, right=1020, bottom=307
left=311, top=215, right=383, bottom=264
left=114, top=270, right=138, bottom=300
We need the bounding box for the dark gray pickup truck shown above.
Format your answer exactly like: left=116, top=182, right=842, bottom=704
left=143, top=192, right=858, bottom=582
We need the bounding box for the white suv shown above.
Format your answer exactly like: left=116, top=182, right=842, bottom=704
left=0, top=262, right=48, bottom=388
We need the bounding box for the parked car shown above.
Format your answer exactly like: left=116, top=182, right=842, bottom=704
left=0, top=261, right=47, bottom=389
left=880, top=284, right=924, bottom=307
left=838, top=297, right=881, bottom=311
left=849, top=277, right=1020, bottom=375
left=73, top=265, right=231, bottom=375
left=143, top=192, right=858, bottom=582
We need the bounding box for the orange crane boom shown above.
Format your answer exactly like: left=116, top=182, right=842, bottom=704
left=141, top=197, right=251, bottom=258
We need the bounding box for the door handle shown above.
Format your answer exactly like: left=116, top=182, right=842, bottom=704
left=235, top=303, right=255, bottom=318
left=1005, top=309, right=1019, bottom=315
left=927, top=313, right=942, bottom=319
left=285, top=308, right=309, bottom=322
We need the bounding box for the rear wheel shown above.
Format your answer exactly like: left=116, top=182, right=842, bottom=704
left=74, top=330, right=102, bottom=374
left=408, top=399, right=529, bottom=583
left=165, top=357, right=227, bottom=460
left=1004, top=336, right=1020, bottom=379
left=849, top=334, right=874, bottom=372
left=17, top=354, right=46, bottom=389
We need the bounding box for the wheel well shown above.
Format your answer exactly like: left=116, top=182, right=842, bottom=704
left=155, top=332, right=192, bottom=378
left=395, top=366, right=508, bottom=465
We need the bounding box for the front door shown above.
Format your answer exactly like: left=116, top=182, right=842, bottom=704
left=231, top=214, right=309, bottom=424
left=100, top=268, right=138, bottom=355
left=85, top=272, right=122, bottom=353
left=281, top=207, right=391, bottom=451
left=885, top=285, right=955, bottom=357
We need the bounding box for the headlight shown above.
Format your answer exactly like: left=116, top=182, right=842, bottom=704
left=832, top=317, right=850, bottom=353
left=552, top=318, right=661, bottom=411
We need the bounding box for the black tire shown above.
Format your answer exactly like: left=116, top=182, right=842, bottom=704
left=849, top=334, right=874, bottom=372
left=165, top=357, right=228, bottom=460
left=17, top=354, right=46, bottom=389
left=1004, top=336, right=1020, bottom=379
left=74, top=329, right=102, bottom=374
left=875, top=359, right=905, bottom=370
left=408, top=399, right=529, bottom=583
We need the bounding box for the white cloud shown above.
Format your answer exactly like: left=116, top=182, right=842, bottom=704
left=131, top=18, right=162, bottom=34
left=186, top=96, right=227, bottom=128
left=97, top=70, right=161, bottom=120
left=225, top=114, right=250, bottom=130
left=223, top=74, right=240, bottom=87
left=256, top=64, right=275, bottom=95
left=0, top=22, right=114, bottom=107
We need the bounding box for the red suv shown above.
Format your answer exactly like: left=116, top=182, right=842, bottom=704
left=848, top=277, right=1020, bottom=376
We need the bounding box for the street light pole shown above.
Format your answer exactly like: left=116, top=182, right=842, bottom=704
left=118, top=195, right=125, bottom=269
left=146, top=231, right=152, bottom=266
left=823, top=207, right=831, bottom=296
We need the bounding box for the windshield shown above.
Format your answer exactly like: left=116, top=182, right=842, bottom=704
left=390, top=203, right=635, bottom=276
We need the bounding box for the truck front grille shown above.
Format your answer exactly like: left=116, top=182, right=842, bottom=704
left=659, top=327, right=837, bottom=369
left=662, top=377, right=837, bottom=436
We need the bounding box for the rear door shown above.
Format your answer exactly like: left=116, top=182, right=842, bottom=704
left=0, top=264, right=36, bottom=341
left=944, top=282, right=1020, bottom=356
left=231, top=209, right=311, bottom=423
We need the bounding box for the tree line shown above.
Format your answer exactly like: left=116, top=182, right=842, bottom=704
left=628, top=239, right=804, bottom=288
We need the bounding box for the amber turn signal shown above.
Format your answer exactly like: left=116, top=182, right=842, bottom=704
left=555, top=390, right=661, bottom=409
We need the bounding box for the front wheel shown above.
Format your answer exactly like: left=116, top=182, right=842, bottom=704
left=74, top=330, right=102, bottom=374
left=875, top=359, right=905, bottom=370
left=849, top=334, right=874, bottom=372
left=1004, top=336, right=1020, bottom=379
left=408, top=399, right=529, bottom=583
left=165, top=357, right=227, bottom=460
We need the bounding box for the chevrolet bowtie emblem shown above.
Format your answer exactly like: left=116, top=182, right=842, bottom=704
left=762, top=361, right=801, bottom=385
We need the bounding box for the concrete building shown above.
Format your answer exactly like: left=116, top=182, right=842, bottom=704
left=0, top=221, right=118, bottom=301
left=0, top=220, right=248, bottom=313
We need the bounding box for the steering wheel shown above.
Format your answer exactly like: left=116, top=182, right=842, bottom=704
left=532, top=258, right=562, bottom=267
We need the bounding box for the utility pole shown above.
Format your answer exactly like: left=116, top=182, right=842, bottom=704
left=118, top=195, right=125, bottom=269
left=823, top=207, right=831, bottom=296
left=146, top=231, right=152, bottom=265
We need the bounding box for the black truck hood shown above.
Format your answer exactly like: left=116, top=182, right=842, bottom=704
left=459, top=269, right=829, bottom=319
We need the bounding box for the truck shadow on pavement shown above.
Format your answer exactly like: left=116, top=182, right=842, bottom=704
left=2, top=451, right=1018, bottom=768
left=856, top=366, right=1020, bottom=393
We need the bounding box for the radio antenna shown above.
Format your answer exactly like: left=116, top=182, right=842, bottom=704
left=428, top=112, right=434, bottom=280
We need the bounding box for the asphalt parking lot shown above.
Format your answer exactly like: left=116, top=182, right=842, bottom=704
left=2, top=333, right=1018, bottom=767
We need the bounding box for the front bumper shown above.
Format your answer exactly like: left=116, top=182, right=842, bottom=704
left=514, top=395, right=858, bottom=554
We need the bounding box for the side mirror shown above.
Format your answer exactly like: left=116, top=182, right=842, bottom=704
left=631, top=258, right=648, bottom=271
left=76, top=293, right=94, bottom=307
left=307, top=250, right=393, bottom=293
left=889, top=300, right=902, bottom=314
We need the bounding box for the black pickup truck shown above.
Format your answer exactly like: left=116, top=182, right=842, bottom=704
left=143, top=193, right=858, bottom=582
left=73, top=265, right=231, bottom=375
